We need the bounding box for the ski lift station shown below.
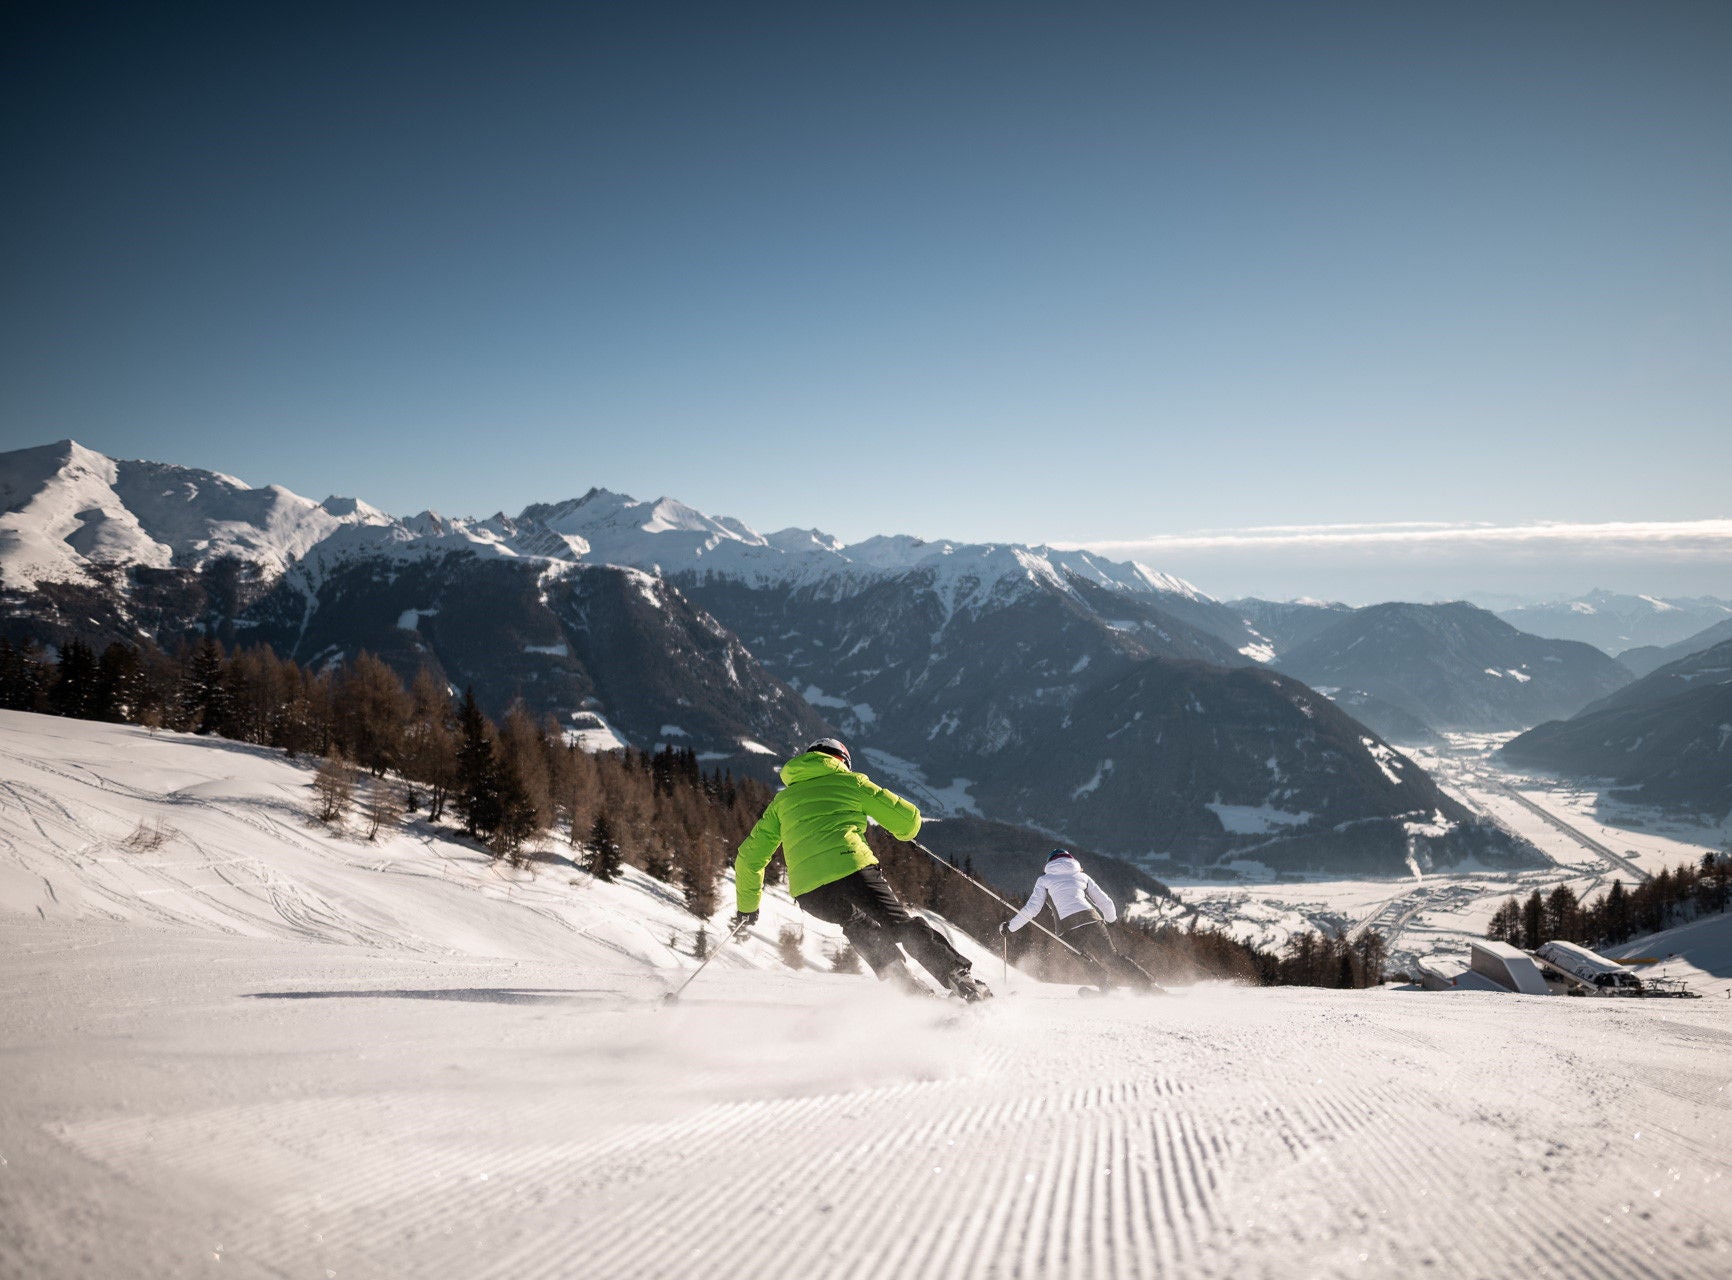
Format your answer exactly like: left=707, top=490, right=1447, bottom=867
left=1418, top=940, right=1552, bottom=994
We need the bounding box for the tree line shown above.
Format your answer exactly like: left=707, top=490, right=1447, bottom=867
left=2, top=631, right=1391, bottom=989
left=1485, top=856, right=1732, bottom=953
left=0, top=633, right=773, bottom=916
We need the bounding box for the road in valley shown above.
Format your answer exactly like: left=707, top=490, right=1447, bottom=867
left=1479, top=779, right=1654, bottom=884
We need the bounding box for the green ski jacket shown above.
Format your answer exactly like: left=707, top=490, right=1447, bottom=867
left=734, top=751, right=922, bottom=912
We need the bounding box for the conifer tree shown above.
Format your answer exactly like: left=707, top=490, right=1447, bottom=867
left=1545, top=885, right=1580, bottom=943
left=0, top=639, right=50, bottom=711
left=93, top=642, right=145, bottom=722
left=1603, top=879, right=1633, bottom=943
left=48, top=640, right=99, bottom=719
left=453, top=688, right=500, bottom=839
left=180, top=635, right=228, bottom=733
left=1522, top=890, right=1546, bottom=950
left=587, top=811, right=623, bottom=881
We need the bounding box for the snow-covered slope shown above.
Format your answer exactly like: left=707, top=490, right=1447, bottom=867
left=0, top=710, right=864, bottom=969
left=1610, top=911, right=1732, bottom=998
left=4, top=713, right=1730, bottom=1280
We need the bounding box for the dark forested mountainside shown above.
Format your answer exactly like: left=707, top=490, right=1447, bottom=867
left=2, top=552, right=829, bottom=776
left=1617, top=617, right=1732, bottom=679
left=1228, top=598, right=1357, bottom=656
left=674, top=575, right=1533, bottom=873
left=1501, top=640, right=1732, bottom=818
left=1278, top=601, right=1632, bottom=733
left=975, top=658, right=1530, bottom=875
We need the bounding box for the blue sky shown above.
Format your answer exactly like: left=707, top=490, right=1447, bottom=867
left=2, top=3, right=1728, bottom=599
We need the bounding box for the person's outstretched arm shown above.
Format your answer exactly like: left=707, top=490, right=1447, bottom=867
left=734, top=801, right=782, bottom=913
left=1006, top=880, right=1049, bottom=932
left=857, top=776, right=922, bottom=842
left=1084, top=875, right=1118, bottom=923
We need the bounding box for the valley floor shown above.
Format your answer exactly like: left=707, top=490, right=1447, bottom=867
left=2, top=713, right=1731, bottom=1278
left=1156, top=733, right=1730, bottom=987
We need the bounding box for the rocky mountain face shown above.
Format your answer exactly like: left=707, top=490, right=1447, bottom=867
left=1502, top=639, right=1732, bottom=819
left=0, top=442, right=828, bottom=772
left=1277, top=602, right=1633, bottom=736
left=1618, top=617, right=1732, bottom=679
left=0, top=440, right=1540, bottom=873
left=1493, top=589, right=1732, bottom=655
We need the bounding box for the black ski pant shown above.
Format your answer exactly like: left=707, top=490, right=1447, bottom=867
left=797, top=866, right=972, bottom=989
left=1059, top=910, right=1156, bottom=992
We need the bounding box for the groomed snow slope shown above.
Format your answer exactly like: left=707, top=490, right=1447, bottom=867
left=3, top=715, right=1731, bottom=1280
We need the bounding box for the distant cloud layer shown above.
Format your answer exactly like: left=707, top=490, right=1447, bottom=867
left=1067, top=519, right=1732, bottom=560
left=1057, top=519, right=1732, bottom=603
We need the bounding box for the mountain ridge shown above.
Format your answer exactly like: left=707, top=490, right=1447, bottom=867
left=0, top=440, right=1538, bottom=873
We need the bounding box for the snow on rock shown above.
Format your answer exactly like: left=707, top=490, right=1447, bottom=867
left=1361, top=736, right=1407, bottom=785
left=857, top=747, right=981, bottom=817
left=1204, top=800, right=1313, bottom=834
left=1071, top=759, right=1114, bottom=800
left=565, top=711, right=630, bottom=752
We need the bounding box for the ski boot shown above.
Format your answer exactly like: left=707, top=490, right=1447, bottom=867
left=944, top=969, right=994, bottom=1003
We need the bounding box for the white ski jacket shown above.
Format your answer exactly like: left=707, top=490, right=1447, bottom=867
left=1006, top=855, right=1116, bottom=931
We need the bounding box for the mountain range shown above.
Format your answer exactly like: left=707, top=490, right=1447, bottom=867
left=1273, top=602, right=1634, bottom=739
left=1492, top=589, right=1732, bottom=656
left=1617, top=616, right=1732, bottom=679
left=0, top=440, right=1539, bottom=874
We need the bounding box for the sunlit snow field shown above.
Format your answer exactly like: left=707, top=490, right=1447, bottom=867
left=3, top=713, right=1730, bottom=1279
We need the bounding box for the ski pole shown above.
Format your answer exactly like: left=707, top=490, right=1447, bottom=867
left=1001, top=927, right=1009, bottom=986
left=908, top=840, right=1089, bottom=961
left=661, top=917, right=750, bottom=1006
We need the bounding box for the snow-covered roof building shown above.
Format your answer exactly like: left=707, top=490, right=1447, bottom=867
left=1468, top=940, right=1551, bottom=994
left=1416, top=959, right=1508, bottom=992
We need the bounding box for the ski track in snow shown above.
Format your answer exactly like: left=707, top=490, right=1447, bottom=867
left=3, top=713, right=1732, bottom=1279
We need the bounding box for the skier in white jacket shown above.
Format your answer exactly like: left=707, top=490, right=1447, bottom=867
left=1002, top=850, right=1158, bottom=992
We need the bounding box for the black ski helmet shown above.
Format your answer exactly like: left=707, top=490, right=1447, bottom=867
left=807, top=737, right=851, bottom=767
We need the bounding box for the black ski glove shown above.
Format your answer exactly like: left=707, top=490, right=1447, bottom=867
left=998, top=921, right=1010, bottom=935
left=731, top=910, right=759, bottom=930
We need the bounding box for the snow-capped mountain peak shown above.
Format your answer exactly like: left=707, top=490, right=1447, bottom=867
left=0, top=440, right=389, bottom=589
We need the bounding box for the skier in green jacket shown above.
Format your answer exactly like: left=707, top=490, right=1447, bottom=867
left=734, top=738, right=992, bottom=1002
